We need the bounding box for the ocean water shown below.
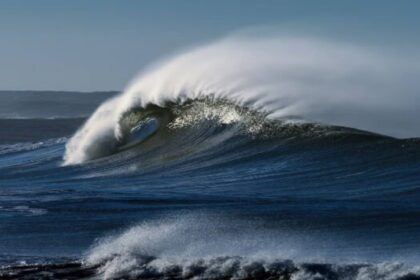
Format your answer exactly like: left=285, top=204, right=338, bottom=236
left=1, top=37, right=420, bottom=280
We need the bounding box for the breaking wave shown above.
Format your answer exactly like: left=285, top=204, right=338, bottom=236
left=64, top=35, right=420, bottom=165
left=76, top=216, right=420, bottom=280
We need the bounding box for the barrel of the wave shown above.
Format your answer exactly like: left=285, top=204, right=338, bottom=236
left=117, top=117, right=160, bottom=151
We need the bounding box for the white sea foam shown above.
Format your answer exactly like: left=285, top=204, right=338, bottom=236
left=85, top=215, right=420, bottom=279
left=85, top=216, right=309, bottom=279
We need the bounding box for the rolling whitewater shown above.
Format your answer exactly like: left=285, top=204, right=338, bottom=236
left=1, top=36, right=420, bottom=280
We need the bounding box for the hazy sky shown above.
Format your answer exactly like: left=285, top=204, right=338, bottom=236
left=1, top=0, right=419, bottom=91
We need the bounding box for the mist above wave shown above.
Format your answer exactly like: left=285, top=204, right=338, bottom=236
left=64, top=35, right=420, bottom=165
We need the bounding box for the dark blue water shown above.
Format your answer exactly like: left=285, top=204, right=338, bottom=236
left=1, top=94, right=420, bottom=280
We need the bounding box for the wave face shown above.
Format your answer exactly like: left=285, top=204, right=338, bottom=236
left=64, top=36, right=420, bottom=165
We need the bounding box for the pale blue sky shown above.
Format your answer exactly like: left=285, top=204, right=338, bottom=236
left=0, top=0, right=419, bottom=91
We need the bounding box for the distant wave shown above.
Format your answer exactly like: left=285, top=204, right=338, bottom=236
left=64, top=35, right=420, bottom=165
left=0, top=118, right=84, bottom=144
